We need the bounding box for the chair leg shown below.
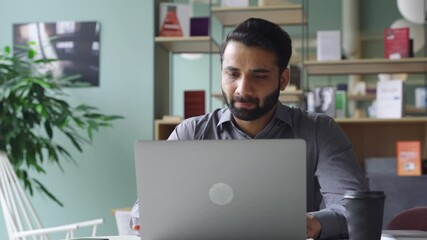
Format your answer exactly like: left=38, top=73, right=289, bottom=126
left=91, top=225, right=97, bottom=236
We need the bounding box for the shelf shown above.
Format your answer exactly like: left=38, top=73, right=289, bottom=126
left=211, top=5, right=306, bottom=27
left=336, top=117, right=427, bottom=124
left=155, top=36, right=219, bottom=53
left=405, top=106, right=427, bottom=114
left=304, top=58, right=427, bottom=75
left=347, top=94, right=376, bottom=101
left=336, top=117, right=427, bottom=166
left=278, top=90, right=304, bottom=103
left=211, top=90, right=303, bottom=103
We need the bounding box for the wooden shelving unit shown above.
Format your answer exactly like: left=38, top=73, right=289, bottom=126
left=304, top=58, right=427, bottom=75
left=303, top=57, right=427, bottom=166
left=154, top=3, right=427, bottom=169
left=155, top=36, right=219, bottom=53
left=155, top=116, right=427, bottom=168
left=336, top=117, right=427, bottom=167
left=211, top=5, right=306, bottom=27
left=154, top=118, right=182, bottom=140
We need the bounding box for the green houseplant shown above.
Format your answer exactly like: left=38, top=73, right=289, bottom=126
left=0, top=43, right=122, bottom=206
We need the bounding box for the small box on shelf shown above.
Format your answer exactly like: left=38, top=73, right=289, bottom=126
left=396, top=141, right=422, bottom=176
left=190, top=17, right=209, bottom=36
left=376, top=80, right=403, bottom=119
left=415, top=87, right=427, bottom=109
left=384, top=27, right=410, bottom=59
left=316, top=30, right=341, bottom=61
left=313, top=86, right=336, bottom=117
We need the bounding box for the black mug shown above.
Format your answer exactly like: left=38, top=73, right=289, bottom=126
left=343, top=190, right=386, bottom=240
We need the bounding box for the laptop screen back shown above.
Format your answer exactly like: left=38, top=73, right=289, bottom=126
left=134, top=139, right=306, bottom=240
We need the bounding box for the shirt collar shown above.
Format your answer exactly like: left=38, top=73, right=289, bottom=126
left=218, top=108, right=233, bottom=127
left=274, top=102, right=293, bottom=128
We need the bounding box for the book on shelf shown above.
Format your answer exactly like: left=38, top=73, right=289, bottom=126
left=396, top=141, right=422, bottom=176
left=159, top=3, right=189, bottom=37
left=184, top=90, right=205, bottom=119
left=415, top=87, right=427, bottom=108
left=335, top=90, right=347, bottom=118
left=376, top=80, right=403, bottom=118
left=384, top=27, right=410, bottom=59
left=314, top=87, right=336, bottom=117
left=316, top=30, right=341, bottom=61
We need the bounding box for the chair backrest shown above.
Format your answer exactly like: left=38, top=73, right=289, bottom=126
left=0, top=151, right=47, bottom=239
left=387, top=207, right=427, bottom=231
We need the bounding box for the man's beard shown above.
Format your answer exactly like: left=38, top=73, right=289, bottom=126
left=223, top=88, right=280, bottom=121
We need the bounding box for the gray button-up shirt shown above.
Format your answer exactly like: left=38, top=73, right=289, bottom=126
left=132, top=102, right=368, bottom=239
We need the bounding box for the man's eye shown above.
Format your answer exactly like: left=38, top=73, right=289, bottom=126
left=253, top=74, right=268, bottom=79
left=227, top=72, right=239, bottom=78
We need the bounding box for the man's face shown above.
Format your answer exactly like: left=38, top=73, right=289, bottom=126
left=221, top=41, right=288, bottom=121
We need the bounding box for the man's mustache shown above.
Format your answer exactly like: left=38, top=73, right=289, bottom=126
left=232, top=96, right=259, bottom=104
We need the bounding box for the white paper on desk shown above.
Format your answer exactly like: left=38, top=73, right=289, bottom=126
left=316, top=30, right=341, bottom=61
left=376, top=80, right=403, bottom=119
left=381, top=230, right=427, bottom=239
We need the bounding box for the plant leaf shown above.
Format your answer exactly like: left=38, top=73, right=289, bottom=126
left=27, top=48, right=36, bottom=59
left=64, top=132, right=83, bottom=152
left=4, top=46, right=10, bottom=54
left=32, top=179, right=64, bottom=207
left=44, top=121, right=53, bottom=139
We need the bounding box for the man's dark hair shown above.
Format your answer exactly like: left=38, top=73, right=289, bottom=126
left=219, top=18, right=292, bottom=75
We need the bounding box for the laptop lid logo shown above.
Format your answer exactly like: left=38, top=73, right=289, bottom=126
left=209, top=183, right=234, bottom=206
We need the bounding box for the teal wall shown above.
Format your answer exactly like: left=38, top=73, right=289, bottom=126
left=0, top=0, right=153, bottom=238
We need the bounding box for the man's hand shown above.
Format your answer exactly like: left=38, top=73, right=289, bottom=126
left=306, top=214, right=321, bottom=239
left=132, top=225, right=140, bottom=232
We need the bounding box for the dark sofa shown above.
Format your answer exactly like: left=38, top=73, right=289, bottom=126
left=364, top=157, right=427, bottom=228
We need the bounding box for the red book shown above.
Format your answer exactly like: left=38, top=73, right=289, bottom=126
left=184, top=90, right=205, bottom=119
left=384, top=27, right=410, bottom=59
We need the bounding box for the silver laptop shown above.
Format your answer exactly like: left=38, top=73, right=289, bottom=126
left=134, top=139, right=306, bottom=240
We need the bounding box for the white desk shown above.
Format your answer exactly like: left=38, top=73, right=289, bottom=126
left=71, top=231, right=427, bottom=240
left=381, top=230, right=427, bottom=239
left=71, top=236, right=139, bottom=240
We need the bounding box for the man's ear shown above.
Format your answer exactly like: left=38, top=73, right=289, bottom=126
left=280, top=68, right=290, bottom=91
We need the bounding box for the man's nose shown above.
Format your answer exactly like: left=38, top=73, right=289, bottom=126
left=235, top=76, right=254, bottom=96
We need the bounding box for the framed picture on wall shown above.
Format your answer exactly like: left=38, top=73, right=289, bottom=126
left=13, top=21, right=101, bottom=87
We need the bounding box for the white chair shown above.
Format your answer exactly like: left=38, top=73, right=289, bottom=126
left=112, top=208, right=134, bottom=236
left=0, top=151, right=103, bottom=240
